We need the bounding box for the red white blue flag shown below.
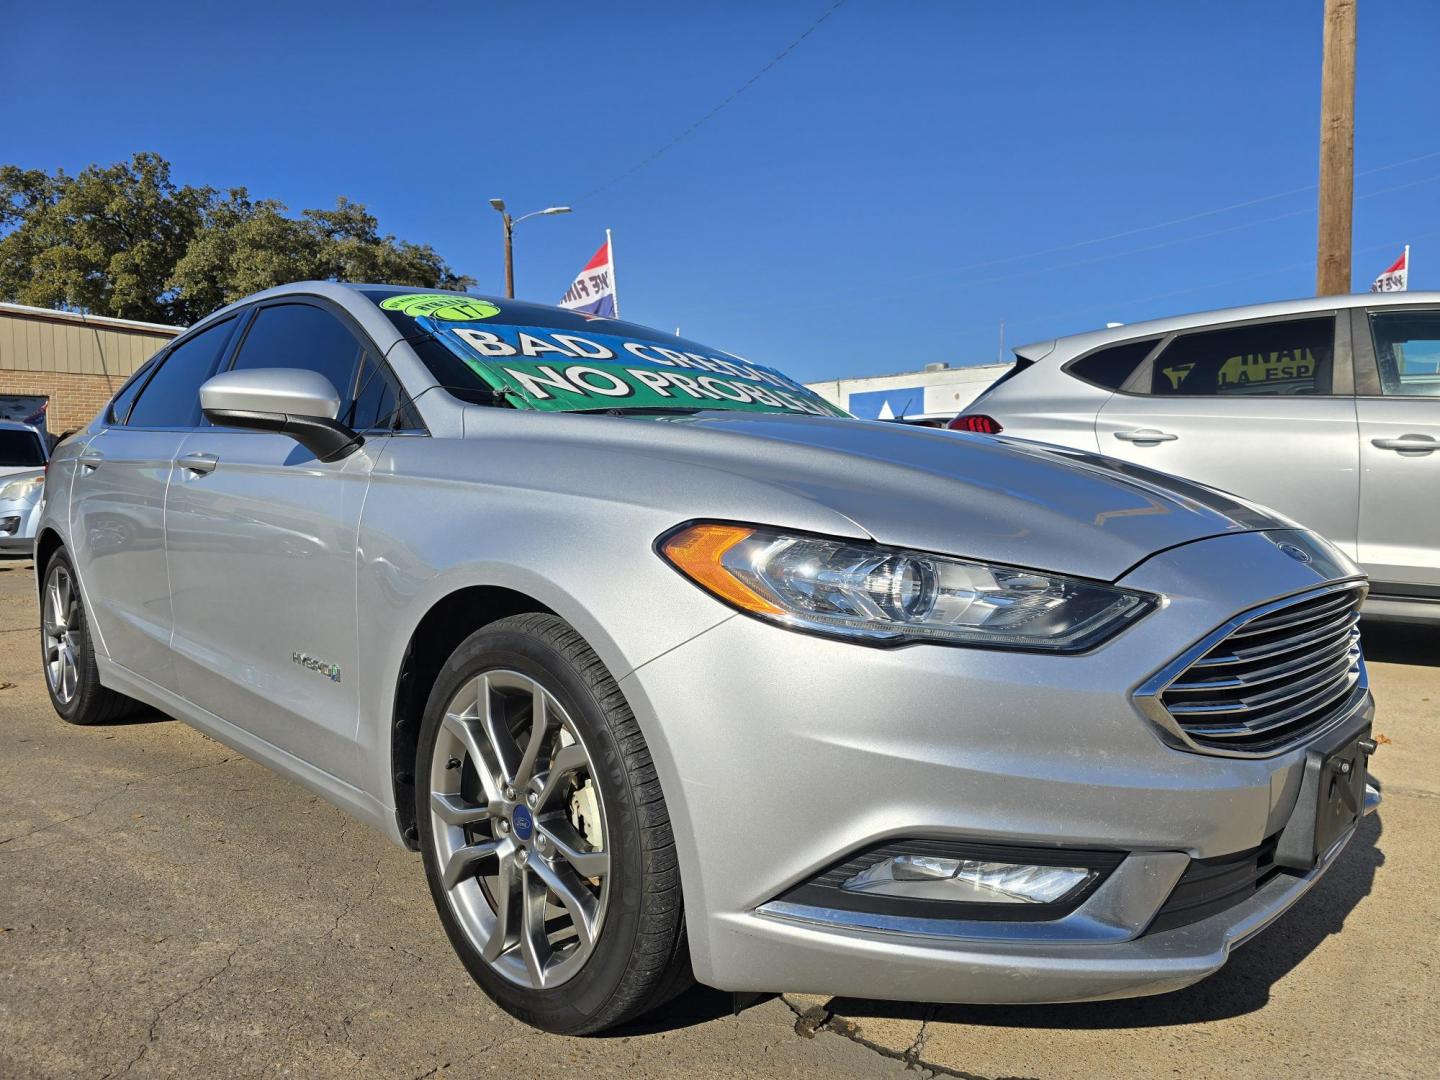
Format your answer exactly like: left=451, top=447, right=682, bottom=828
left=1370, top=246, right=1409, bottom=293
left=559, top=231, right=619, bottom=317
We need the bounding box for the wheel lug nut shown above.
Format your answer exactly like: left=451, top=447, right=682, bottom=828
left=536, top=835, right=548, bottom=851
left=516, top=848, right=528, bottom=864
left=497, top=819, right=509, bottom=834
left=526, top=792, right=538, bottom=809
left=504, top=786, right=516, bottom=801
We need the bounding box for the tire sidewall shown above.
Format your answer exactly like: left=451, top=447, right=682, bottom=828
left=415, top=620, right=646, bottom=1033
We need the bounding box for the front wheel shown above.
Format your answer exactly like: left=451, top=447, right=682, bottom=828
left=415, top=613, right=690, bottom=1033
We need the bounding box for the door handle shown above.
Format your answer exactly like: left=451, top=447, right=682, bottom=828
left=77, top=451, right=104, bottom=471
left=1371, top=434, right=1437, bottom=455
left=1113, top=429, right=1178, bottom=444
left=177, top=452, right=219, bottom=475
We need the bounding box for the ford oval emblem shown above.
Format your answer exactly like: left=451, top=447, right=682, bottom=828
left=511, top=805, right=534, bottom=841
left=1278, top=541, right=1313, bottom=564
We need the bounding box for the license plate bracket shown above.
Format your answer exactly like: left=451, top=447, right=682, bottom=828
left=1274, top=724, right=1371, bottom=871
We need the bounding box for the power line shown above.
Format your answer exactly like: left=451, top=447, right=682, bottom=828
left=885, top=148, right=1440, bottom=285
left=578, top=0, right=849, bottom=202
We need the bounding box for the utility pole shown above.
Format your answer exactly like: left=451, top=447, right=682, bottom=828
left=1316, top=0, right=1357, bottom=295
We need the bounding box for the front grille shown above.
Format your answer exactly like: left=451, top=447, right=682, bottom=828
left=1159, top=586, right=1365, bottom=754
left=1146, top=833, right=1289, bottom=934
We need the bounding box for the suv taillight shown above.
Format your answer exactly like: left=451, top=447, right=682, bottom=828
left=948, top=414, right=1003, bottom=434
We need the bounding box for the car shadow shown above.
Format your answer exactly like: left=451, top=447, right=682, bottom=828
left=1360, top=619, right=1440, bottom=667
left=607, top=984, right=770, bottom=1035
left=823, top=811, right=1384, bottom=1032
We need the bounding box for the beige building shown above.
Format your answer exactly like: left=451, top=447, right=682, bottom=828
left=0, top=302, right=181, bottom=433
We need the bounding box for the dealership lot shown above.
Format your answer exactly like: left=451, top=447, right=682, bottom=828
left=1, top=559, right=1436, bottom=1079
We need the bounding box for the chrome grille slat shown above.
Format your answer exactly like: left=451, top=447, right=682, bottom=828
left=1228, top=592, right=1357, bottom=638
left=1191, top=611, right=1359, bottom=668
left=1182, top=670, right=1360, bottom=739
left=1167, top=628, right=1358, bottom=692
left=1157, top=585, right=1367, bottom=754
left=1168, top=647, right=1359, bottom=717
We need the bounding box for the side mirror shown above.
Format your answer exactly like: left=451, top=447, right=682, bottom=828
left=200, top=368, right=364, bottom=462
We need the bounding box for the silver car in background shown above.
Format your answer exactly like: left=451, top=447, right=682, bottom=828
left=1, top=419, right=48, bottom=557
left=956, top=293, right=1440, bottom=622
left=37, top=283, right=1380, bottom=1033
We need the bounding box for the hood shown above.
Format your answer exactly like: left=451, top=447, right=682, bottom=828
left=645, top=412, right=1291, bottom=581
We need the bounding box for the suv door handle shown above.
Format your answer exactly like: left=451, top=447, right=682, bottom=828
left=77, top=451, right=104, bottom=471
left=1371, top=434, right=1437, bottom=455
left=177, top=452, right=219, bottom=475
left=1114, top=429, right=1178, bottom=444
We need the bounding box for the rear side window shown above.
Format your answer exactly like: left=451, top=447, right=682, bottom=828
left=230, top=303, right=362, bottom=401
left=126, top=317, right=237, bottom=428
left=1368, top=311, right=1440, bottom=396
left=1149, top=317, right=1335, bottom=396
left=1066, top=339, right=1158, bottom=390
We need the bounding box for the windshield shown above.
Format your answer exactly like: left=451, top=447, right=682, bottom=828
left=0, top=429, right=46, bottom=467
left=364, top=289, right=847, bottom=418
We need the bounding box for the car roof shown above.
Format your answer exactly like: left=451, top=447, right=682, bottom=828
left=1016, top=291, right=1440, bottom=361
left=0, top=420, right=44, bottom=435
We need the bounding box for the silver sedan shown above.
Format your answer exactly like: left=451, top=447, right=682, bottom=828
left=37, top=282, right=1380, bottom=1032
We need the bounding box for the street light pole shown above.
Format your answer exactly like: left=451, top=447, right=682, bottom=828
left=489, top=200, right=572, bottom=299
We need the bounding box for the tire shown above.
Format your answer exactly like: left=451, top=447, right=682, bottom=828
left=40, top=550, right=143, bottom=725
left=415, top=613, right=691, bottom=1034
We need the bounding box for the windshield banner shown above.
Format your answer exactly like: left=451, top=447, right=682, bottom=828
left=422, top=319, right=847, bottom=416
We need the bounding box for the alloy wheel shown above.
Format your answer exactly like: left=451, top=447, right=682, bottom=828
left=428, top=669, right=610, bottom=989
left=43, top=565, right=80, bottom=705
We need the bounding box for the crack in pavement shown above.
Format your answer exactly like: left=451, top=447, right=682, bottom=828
left=100, top=937, right=259, bottom=1079
left=0, top=755, right=237, bottom=847
left=783, top=996, right=1008, bottom=1079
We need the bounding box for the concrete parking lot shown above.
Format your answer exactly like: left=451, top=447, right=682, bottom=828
left=1, top=558, right=1436, bottom=1079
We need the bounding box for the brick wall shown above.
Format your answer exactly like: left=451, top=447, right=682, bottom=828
left=0, top=370, right=124, bottom=433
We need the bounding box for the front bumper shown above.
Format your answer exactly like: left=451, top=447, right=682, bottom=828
left=622, top=530, right=1381, bottom=1002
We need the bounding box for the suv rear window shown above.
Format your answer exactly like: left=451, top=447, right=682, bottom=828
left=1150, top=318, right=1334, bottom=396
left=1066, top=339, right=1158, bottom=390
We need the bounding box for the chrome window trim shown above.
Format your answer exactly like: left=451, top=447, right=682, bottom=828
left=1132, top=580, right=1370, bottom=759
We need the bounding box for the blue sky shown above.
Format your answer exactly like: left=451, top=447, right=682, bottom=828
left=5, top=1, right=1438, bottom=382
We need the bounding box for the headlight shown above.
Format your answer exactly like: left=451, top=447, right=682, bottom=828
left=0, top=477, right=43, bottom=501
left=658, top=522, right=1154, bottom=651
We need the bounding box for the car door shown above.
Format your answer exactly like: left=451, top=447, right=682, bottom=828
left=165, top=299, right=395, bottom=781
left=1093, top=313, right=1361, bottom=557
left=1351, top=305, right=1440, bottom=590
left=69, top=317, right=239, bottom=690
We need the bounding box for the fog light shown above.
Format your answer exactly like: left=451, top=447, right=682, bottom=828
left=842, top=855, right=1094, bottom=904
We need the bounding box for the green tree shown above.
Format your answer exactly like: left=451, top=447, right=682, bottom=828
left=0, top=152, right=474, bottom=324
left=1, top=153, right=207, bottom=322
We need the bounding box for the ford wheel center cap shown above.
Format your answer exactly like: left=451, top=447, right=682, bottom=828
left=511, top=805, right=534, bottom=841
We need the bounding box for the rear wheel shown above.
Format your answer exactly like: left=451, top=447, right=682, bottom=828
left=416, top=613, right=690, bottom=1033
left=40, top=550, right=143, bottom=725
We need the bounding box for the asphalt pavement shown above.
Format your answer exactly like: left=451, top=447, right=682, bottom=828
left=1, top=558, right=1435, bottom=1079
